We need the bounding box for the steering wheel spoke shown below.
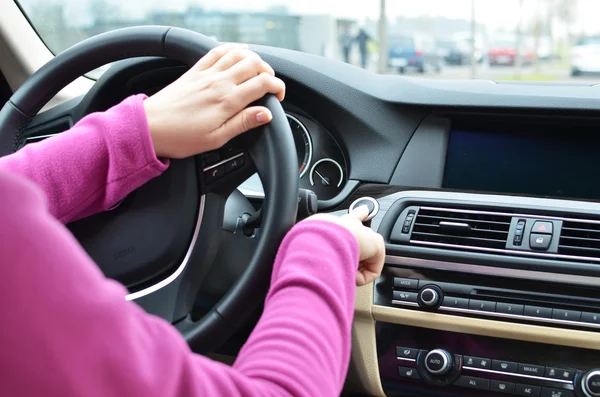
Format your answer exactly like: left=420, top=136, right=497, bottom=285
left=200, top=144, right=256, bottom=196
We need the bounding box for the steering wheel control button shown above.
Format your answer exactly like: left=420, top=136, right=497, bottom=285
left=492, top=359, right=518, bottom=373
left=468, top=299, right=497, bottom=312
left=203, top=151, right=221, bottom=167
left=396, top=346, right=419, bottom=359
left=518, top=363, right=545, bottom=376
left=545, top=367, right=575, bottom=381
left=442, top=296, right=469, bottom=309
left=464, top=356, right=491, bottom=369
left=582, top=370, right=600, bottom=397
left=524, top=306, right=553, bottom=319
left=398, top=366, right=421, bottom=380
left=454, top=376, right=490, bottom=391
left=541, top=388, right=574, bottom=397
left=205, top=164, right=226, bottom=184
left=491, top=380, right=516, bottom=394
left=393, top=277, right=418, bottom=290
left=515, top=384, right=541, bottom=397
left=496, top=302, right=525, bottom=315
left=223, top=154, right=244, bottom=174
left=530, top=233, right=552, bottom=250
left=532, top=221, right=554, bottom=234
left=424, top=349, right=452, bottom=375
left=392, top=290, right=418, bottom=304
left=349, top=197, right=380, bottom=222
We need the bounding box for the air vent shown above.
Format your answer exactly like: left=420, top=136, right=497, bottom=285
left=559, top=220, right=600, bottom=259
left=411, top=207, right=511, bottom=250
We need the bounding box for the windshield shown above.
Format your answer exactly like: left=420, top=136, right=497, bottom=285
left=16, top=0, right=600, bottom=82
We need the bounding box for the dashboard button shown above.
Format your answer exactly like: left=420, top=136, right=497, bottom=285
left=492, top=359, right=518, bottom=373
left=497, top=302, right=525, bottom=315
left=468, top=299, right=497, bottom=312
left=518, top=363, right=545, bottom=376
left=530, top=233, right=552, bottom=250
left=396, top=347, right=418, bottom=359
left=398, top=366, right=421, bottom=380
left=454, top=376, right=490, bottom=391
left=545, top=367, right=575, bottom=381
left=464, top=356, right=491, bottom=369
left=393, top=278, right=418, bottom=290
left=532, top=221, right=554, bottom=234
left=581, top=312, right=600, bottom=324
left=551, top=309, right=581, bottom=322
left=392, top=290, right=418, bottom=303
left=540, top=387, right=574, bottom=397
left=515, top=384, right=541, bottom=397
left=491, top=380, right=516, bottom=394
left=524, top=306, right=553, bottom=319
left=442, top=296, right=469, bottom=309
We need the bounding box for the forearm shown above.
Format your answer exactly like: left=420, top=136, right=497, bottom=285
left=0, top=94, right=168, bottom=223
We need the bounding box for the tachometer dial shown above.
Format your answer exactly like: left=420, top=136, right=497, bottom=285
left=309, top=158, right=344, bottom=188
left=286, top=113, right=313, bottom=178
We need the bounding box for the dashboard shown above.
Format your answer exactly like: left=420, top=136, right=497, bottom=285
left=20, top=47, right=600, bottom=397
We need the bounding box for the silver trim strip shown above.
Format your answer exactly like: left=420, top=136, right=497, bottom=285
left=125, top=195, right=206, bottom=301
left=438, top=221, right=471, bottom=228
left=463, top=366, right=573, bottom=385
left=396, top=357, right=417, bottom=362
left=203, top=153, right=244, bottom=172
left=25, top=132, right=60, bottom=142
left=385, top=255, right=600, bottom=287
left=389, top=298, right=600, bottom=330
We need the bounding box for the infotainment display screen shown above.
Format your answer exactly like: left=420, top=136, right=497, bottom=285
left=443, top=126, right=600, bottom=201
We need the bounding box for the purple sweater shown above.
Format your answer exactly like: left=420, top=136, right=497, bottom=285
left=0, top=95, right=359, bottom=397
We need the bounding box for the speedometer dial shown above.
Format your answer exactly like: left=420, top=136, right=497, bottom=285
left=286, top=113, right=313, bottom=178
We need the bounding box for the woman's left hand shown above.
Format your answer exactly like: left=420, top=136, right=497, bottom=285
left=143, top=43, right=286, bottom=159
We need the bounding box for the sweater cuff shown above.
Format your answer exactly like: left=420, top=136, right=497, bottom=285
left=129, top=94, right=170, bottom=173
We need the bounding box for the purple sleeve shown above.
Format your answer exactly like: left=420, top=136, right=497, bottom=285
left=0, top=167, right=359, bottom=397
left=0, top=94, right=168, bottom=223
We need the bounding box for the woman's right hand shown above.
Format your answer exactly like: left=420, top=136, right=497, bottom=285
left=307, top=206, right=386, bottom=286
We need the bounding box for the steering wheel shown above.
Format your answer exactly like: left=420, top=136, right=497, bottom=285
left=0, top=26, right=299, bottom=353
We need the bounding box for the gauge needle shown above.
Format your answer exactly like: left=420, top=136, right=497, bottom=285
left=315, top=170, right=331, bottom=186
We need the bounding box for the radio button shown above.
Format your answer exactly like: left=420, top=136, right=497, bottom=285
left=491, top=380, right=516, bottom=394
left=464, top=356, right=491, bottom=369
left=545, top=367, right=575, bottom=381
left=468, top=299, right=497, bottom=312
left=393, top=278, right=418, bottom=290
left=443, top=296, right=469, bottom=309
left=497, top=302, right=525, bottom=315
left=552, top=309, right=581, bottom=322
left=454, top=376, right=489, bottom=391
left=518, top=363, right=545, bottom=376
left=582, top=312, right=600, bottom=324
left=540, top=387, right=574, bottom=397
left=524, top=306, right=552, bottom=319
left=492, top=359, right=518, bottom=373
left=392, top=290, right=418, bottom=303
left=515, top=384, right=541, bottom=397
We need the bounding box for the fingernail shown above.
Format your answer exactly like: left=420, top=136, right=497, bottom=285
left=256, top=111, right=271, bottom=123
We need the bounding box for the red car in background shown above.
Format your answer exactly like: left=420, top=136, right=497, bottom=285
left=488, top=38, right=533, bottom=66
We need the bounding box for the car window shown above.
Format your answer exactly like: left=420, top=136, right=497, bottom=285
left=15, top=0, right=600, bottom=82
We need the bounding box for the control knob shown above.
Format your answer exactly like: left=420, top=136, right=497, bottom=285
left=424, top=349, right=454, bottom=376
left=418, top=286, right=443, bottom=309
left=582, top=370, right=600, bottom=397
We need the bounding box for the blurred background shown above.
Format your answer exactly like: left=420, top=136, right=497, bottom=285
left=16, top=0, right=600, bottom=82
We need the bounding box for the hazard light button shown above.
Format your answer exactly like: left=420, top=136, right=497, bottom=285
left=532, top=221, right=553, bottom=235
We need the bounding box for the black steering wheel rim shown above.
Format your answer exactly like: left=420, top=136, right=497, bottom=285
left=0, top=26, right=299, bottom=353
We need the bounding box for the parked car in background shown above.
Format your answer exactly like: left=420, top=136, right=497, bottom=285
left=570, top=36, right=600, bottom=76
left=436, top=38, right=464, bottom=65
left=388, top=34, right=442, bottom=73
left=487, top=36, right=533, bottom=66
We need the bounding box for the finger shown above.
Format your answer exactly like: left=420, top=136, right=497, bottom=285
left=212, top=106, right=273, bottom=144
left=233, top=73, right=286, bottom=105
left=348, top=205, right=370, bottom=222
left=192, top=43, right=247, bottom=71
left=224, top=53, right=275, bottom=84
left=211, top=48, right=257, bottom=72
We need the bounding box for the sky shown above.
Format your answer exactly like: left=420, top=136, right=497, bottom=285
left=18, top=0, right=600, bottom=34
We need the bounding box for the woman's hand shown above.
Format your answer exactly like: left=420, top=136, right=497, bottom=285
left=143, top=43, right=286, bottom=159
left=308, top=206, right=386, bottom=286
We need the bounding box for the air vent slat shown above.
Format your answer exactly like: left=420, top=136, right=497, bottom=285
left=410, top=207, right=511, bottom=251
left=559, top=220, right=600, bottom=260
